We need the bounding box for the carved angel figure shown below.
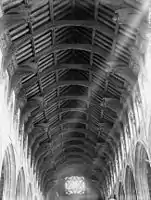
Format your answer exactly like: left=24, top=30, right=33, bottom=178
left=113, top=7, right=139, bottom=24
left=135, top=33, right=148, bottom=54
left=129, top=46, right=144, bottom=71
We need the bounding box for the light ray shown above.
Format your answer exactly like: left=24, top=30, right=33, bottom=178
left=65, top=1, right=150, bottom=172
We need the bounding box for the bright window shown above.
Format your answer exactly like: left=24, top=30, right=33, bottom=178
left=65, top=176, right=86, bottom=195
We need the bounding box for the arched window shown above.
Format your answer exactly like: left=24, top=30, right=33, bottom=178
left=125, top=166, right=137, bottom=200
left=15, top=167, right=26, bottom=200
left=64, top=176, right=86, bottom=195
left=135, top=142, right=151, bottom=199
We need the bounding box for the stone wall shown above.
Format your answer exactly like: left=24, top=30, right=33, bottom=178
left=0, top=71, right=43, bottom=200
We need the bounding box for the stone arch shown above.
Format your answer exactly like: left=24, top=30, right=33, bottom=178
left=15, top=167, right=26, bottom=200
left=135, top=141, right=151, bottom=199
left=27, top=183, right=33, bottom=200
left=0, top=149, right=10, bottom=199
left=0, top=144, right=16, bottom=200
left=118, top=182, right=125, bottom=200
left=0, top=153, right=7, bottom=200
left=125, top=165, right=137, bottom=200
left=7, top=144, right=16, bottom=199
left=148, top=116, right=151, bottom=145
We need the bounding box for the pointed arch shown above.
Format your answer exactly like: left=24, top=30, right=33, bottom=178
left=118, top=182, right=125, bottom=200
left=7, top=144, right=16, bottom=199
left=135, top=142, right=151, bottom=199
left=34, top=196, right=38, bottom=200
left=15, top=167, right=26, bottom=200
left=125, top=166, right=137, bottom=200
left=27, top=183, right=33, bottom=200
left=0, top=151, right=9, bottom=200
left=0, top=144, right=16, bottom=200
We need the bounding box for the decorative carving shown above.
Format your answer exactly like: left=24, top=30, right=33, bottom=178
left=0, top=32, right=10, bottom=50
left=135, top=90, right=142, bottom=105
left=93, top=158, right=100, bottom=166
left=113, top=7, right=138, bottom=25
left=36, top=123, right=49, bottom=133
left=120, top=88, right=131, bottom=104
left=138, top=19, right=151, bottom=40
left=100, top=98, right=106, bottom=107
left=124, top=124, right=129, bottom=135
left=135, top=33, right=148, bottom=54
left=98, top=125, right=104, bottom=133
left=7, top=56, right=17, bottom=77
left=16, top=89, right=27, bottom=109
left=129, top=111, right=136, bottom=124
left=129, top=58, right=140, bottom=75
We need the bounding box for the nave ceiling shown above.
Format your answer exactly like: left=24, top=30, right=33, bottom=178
left=0, top=0, right=148, bottom=197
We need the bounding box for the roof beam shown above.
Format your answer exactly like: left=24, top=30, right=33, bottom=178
left=24, top=79, right=89, bottom=91
left=44, top=103, right=119, bottom=122
left=41, top=160, right=107, bottom=187
left=40, top=63, right=92, bottom=73
left=42, top=153, right=93, bottom=186
left=47, top=118, right=89, bottom=133
left=25, top=101, right=118, bottom=137
left=35, top=139, right=96, bottom=169
left=46, top=107, right=88, bottom=119
left=41, top=159, right=107, bottom=187
left=87, top=0, right=99, bottom=130
left=38, top=44, right=108, bottom=59
left=58, top=118, right=89, bottom=126
left=43, top=79, right=89, bottom=93
left=29, top=126, right=97, bottom=149
left=27, top=8, right=48, bottom=123
left=41, top=156, right=96, bottom=189
left=33, top=20, right=114, bottom=38
left=54, top=152, right=93, bottom=167
left=25, top=43, right=109, bottom=64
left=37, top=146, right=95, bottom=176
left=31, top=130, right=97, bottom=161
left=53, top=140, right=95, bottom=155
left=34, top=135, right=96, bottom=162
left=43, top=95, right=89, bottom=107
left=35, top=95, right=121, bottom=114
left=46, top=112, right=113, bottom=131
left=49, top=128, right=98, bottom=142
left=43, top=144, right=95, bottom=163
left=46, top=109, right=104, bottom=126
left=35, top=145, right=95, bottom=171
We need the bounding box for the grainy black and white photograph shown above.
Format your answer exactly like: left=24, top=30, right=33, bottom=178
left=0, top=0, right=150, bottom=199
